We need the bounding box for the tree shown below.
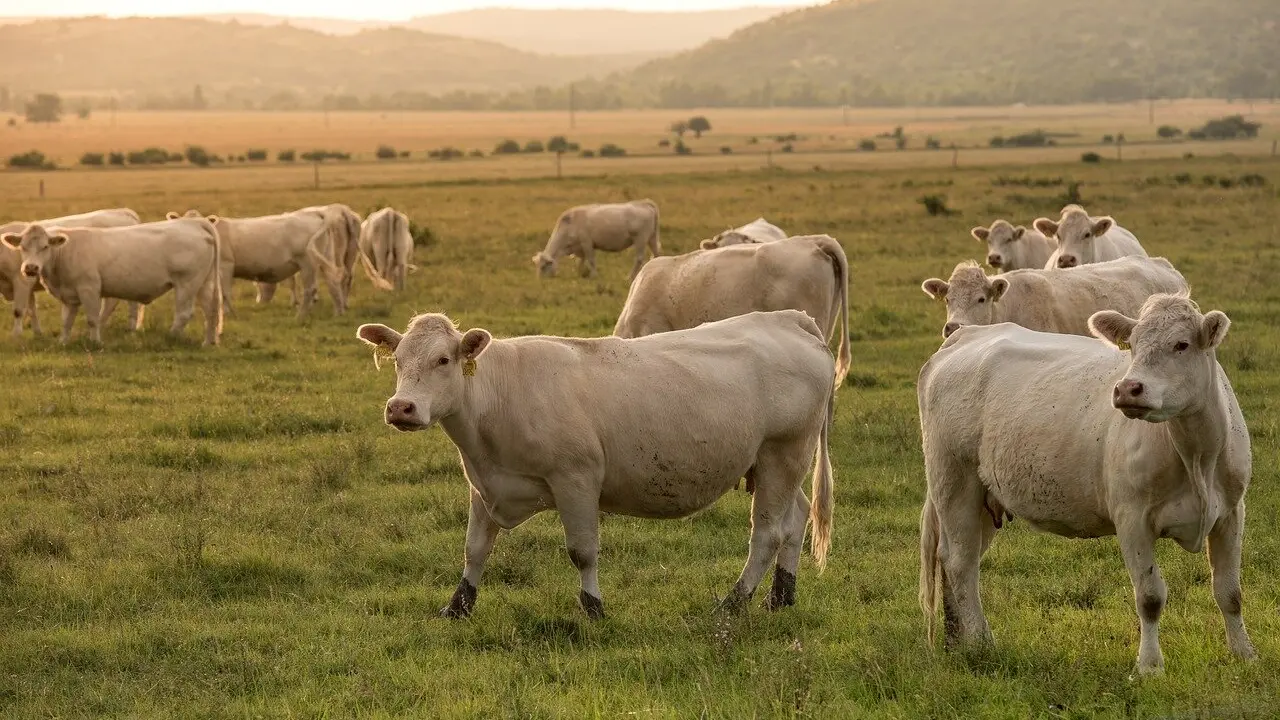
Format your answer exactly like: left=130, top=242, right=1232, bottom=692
left=77, top=106, right=91, bottom=120
left=25, top=93, right=62, bottom=124
left=193, top=84, right=207, bottom=110
left=669, top=121, right=688, bottom=138
left=687, top=116, right=711, bottom=138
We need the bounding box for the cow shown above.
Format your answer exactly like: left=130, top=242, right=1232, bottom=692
left=356, top=309, right=836, bottom=619
left=2, top=218, right=222, bottom=346
left=970, top=219, right=1055, bottom=272
left=358, top=207, right=413, bottom=291
left=700, top=217, right=787, bottom=250
left=921, top=256, right=1186, bottom=339
left=917, top=293, right=1256, bottom=675
left=1035, top=204, right=1147, bottom=269
left=614, top=234, right=852, bottom=386
left=250, top=204, right=362, bottom=311
left=532, top=200, right=660, bottom=281
left=1, top=208, right=141, bottom=337
left=167, top=209, right=345, bottom=319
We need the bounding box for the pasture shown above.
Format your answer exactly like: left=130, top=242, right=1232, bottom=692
left=1, top=129, right=1279, bottom=715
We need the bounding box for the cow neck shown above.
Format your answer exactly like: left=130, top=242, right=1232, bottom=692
left=1162, top=357, right=1229, bottom=551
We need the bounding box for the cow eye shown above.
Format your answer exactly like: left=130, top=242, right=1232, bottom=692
left=1174, top=341, right=1189, bottom=352
left=437, top=357, right=450, bottom=366
left=977, top=297, right=985, bottom=304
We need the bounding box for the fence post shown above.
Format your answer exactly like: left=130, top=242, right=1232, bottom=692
left=39, top=179, right=45, bottom=198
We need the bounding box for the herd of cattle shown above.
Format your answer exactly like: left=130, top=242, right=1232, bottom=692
left=0, top=198, right=1256, bottom=675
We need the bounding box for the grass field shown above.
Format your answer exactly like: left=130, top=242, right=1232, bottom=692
left=1, top=118, right=1280, bottom=716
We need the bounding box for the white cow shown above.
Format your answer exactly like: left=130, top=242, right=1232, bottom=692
left=700, top=217, right=787, bottom=250
left=167, top=209, right=345, bottom=319
left=1, top=208, right=141, bottom=336
left=615, top=234, right=852, bottom=386
left=358, top=207, right=413, bottom=291
left=251, top=203, right=362, bottom=311
left=917, top=294, right=1256, bottom=674
left=356, top=310, right=836, bottom=618
left=970, top=219, right=1055, bottom=272
left=2, top=219, right=222, bottom=346
left=1035, top=204, right=1147, bottom=269
left=532, top=200, right=661, bottom=281
left=921, top=256, right=1186, bottom=339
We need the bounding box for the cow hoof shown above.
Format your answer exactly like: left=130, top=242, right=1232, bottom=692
left=764, top=566, right=797, bottom=611
left=715, top=582, right=753, bottom=614
left=439, top=579, right=477, bottom=619
left=579, top=591, right=604, bottom=619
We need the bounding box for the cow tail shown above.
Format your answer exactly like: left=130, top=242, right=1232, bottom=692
left=307, top=220, right=346, bottom=286
left=920, top=495, right=941, bottom=647
left=647, top=201, right=662, bottom=257
left=814, top=234, right=852, bottom=386
left=203, top=222, right=224, bottom=341
left=809, top=378, right=835, bottom=571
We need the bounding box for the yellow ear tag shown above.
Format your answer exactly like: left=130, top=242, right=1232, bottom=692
left=1116, top=339, right=1131, bottom=351
left=372, top=344, right=395, bottom=370
left=462, top=358, right=477, bottom=377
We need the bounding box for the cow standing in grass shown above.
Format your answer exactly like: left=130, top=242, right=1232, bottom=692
left=1036, top=204, right=1146, bottom=269
left=970, top=219, right=1055, bottom=272
left=357, top=310, right=836, bottom=619
left=700, top=217, right=787, bottom=249
left=917, top=294, right=1255, bottom=674
left=532, top=200, right=661, bottom=281
left=358, top=207, right=414, bottom=292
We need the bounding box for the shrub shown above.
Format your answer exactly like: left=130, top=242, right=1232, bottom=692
left=376, top=145, right=398, bottom=160
left=493, top=139, right=521, bottom=154
left=774, top=133, right=798, bottom=143
left=469, top=149, right=485, bottom=158
left=580, top=149, right=596, bottom=158
left=895, top=135, right=907, bottom=150
left=167, top=152, right=183, bottom=163
left=548, top=136, right=577, bottom=153
left=925, top=136, right=941, bottom=149
left=720, top=146, right=733, bottom=154
left=1102, top=135, right=1114, bottom=144
left=1187, top=130, right=1207, bottom=140
left=1238, top=173, right=1268, bottom=187
left=80, top=152, right=105, bottom=166
left=599, top=144, right=626, bottom=158
left=673, top=140, right=693, bottom=155
left=1081, top=152, right=1103, bottom=163
left=919, top=194, right=955, bottom=216
left=1157, top=125, right=1182, bottom=139
left=7, top=150, right=53, bottom=169
left=989, top=136, right=1006, bottom=148
left=859, top=139, right=876, bottom=151
left=1117, top=133, right=1126, bottom=143
left=429, top=147, right=464, bottom=160
left=1194, top=115, right=1261, bottom=140
left=108, top=151, right=125, bottom=166
left=184, top=145, right=211, bottom=167
left=235, top=155, right=246, bottom=163
left=747, top=136, right=759, bottom=145
left=128, top=147, right=170, bottom=165
left=657, top=138, right=671, bottom=148
left=781, top=143, right=795, bottom=153
left=524, top=140, right=545, bottom=153
left=408, top=220, right=436, bottom=247
left=246, top=149, right=268, bottom=161
left=278, top=149, right=296, bottom=162
left=1173, top=173, right=1192, bottom=185
left=399, top=150, right=410, bottom=158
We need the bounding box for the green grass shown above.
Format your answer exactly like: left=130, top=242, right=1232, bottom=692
left=1, top=154, right=1279, bottom=717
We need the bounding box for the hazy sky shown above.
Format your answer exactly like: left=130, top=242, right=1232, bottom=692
left=5, top=0, right=820, bottom=21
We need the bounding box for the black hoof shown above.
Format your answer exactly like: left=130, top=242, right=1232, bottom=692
left=439, top=579, right=477, bottom=619
left=764, top=566, right=796, bottom=611
left=715, top=581, right=753, bottom=614
left=579, top=591, right=604, bottom=619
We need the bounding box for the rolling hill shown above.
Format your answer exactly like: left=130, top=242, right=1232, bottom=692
left=625, top=0, right=1280, bottom=106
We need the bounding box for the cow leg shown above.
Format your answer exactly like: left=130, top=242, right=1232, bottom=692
left=127, top=302, right=145, bottom=332
left=220, top=262, right=236, bottom=316
left=254, top=282, right=274, bottom=304
left=197, top=272, right=222, bottom=347
left=629, top=242, right=646, bottom=281
left=81, top=293, right=104, bottom=346
left=766, top=489, right=810, bottom=610
left=168, top=282, right=198, bottom=337
left=10, top=305, right=20, bottom=337
left=99, top=297, right=120, bottom=326
left=59, top=302, right=79, bottom=344
left=578, top=246, right=596, bottom=278
left=1117, top=521, right=1166, bottom=675
left=295, top=268, right=317, bottom=320
left=441, top=487, right=501, bottom=619
left=25, top=287, right=41, bottom=336
left=722, top=448, right=807, bottom=612
left=555, top=494, right=604, bottom=619
left=1207, top=504, right=1256, bottom=661
left=932, top=477, right=994, bottom=647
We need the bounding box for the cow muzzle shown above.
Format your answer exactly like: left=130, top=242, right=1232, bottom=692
left=1112, top=379, right=1156, bottom=420
left=385, top=398, right=426, bottom=431
left=942, top=322, right=961, bottom=339
left=986, top=254, right=1002, bottom=269
left=20, top=263, right=40, bottom=278
left=1057, top=255, right=1078, bottom=269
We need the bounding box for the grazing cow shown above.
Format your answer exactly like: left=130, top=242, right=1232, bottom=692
left=700, top=217, right=787, bottom=250
left=921, top=256, right=1186, bottom=339
left=970, top=219, right=1055, bottom=272
left=917, top=294, right=1256, bottom=674
left=167, top=209, right=345, bottom=319
left=1, top=208, right=141, bottom=336
left=614, top=234, right=852, bottom=386
left=532, top=200, right=660, bottom=281
left=356, top=310, right=836, bottom=619
left=358, top=207, right=413, bottom=291
left=1035, top=204, right=1146, bottom=269
left=2, top=219, right=222, bottom=346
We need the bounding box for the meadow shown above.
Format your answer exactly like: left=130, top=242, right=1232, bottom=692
left=1, top=107, right=1279, bottom=717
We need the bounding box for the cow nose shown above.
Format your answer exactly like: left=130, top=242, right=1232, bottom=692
left=943, top=322, right=961, bottom=338
left=987, top=254, right=1002, bottom=267
left=1114, top=380, right=1144, bottom=401
left=21, top=264, right=38, bottom=277
left=385, top=398, right=416, bottom=422
left=1057, top=256, right=1078, bottom=269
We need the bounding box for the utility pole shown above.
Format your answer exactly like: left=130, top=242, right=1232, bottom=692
left=1148, top=97, right=1154, bottom=125
left=569, top=83, right=576, bottom=130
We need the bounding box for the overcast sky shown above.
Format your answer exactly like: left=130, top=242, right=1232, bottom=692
left=5, top=1, right=820, bottom=20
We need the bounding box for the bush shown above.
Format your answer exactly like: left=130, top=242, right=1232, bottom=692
left=673, top=140, right=693, bottom=155
left=925, top=136, right=941, bottom=149
left=580, top=149, right=596, bottom=158
left=1239, top=173, right=1268, bottom=188
left=523, top=140, right=545, bottom=153
left=246, top=149, right=268, bottom=161
left=235, top=155, right=246, bottom=163
left=1187, top=130, right=1207, bottom=140
left=168, top=152, right=184, bottom=163
left=7, top=150, right=53, bottom=169
left=128, top=147, right=170, bottom=165
left=301, top=149, right=350, bottom=162
left=919, top=194, right=955, bottom=216
left=747, top=136, right=759, bottom=145
left=781, top=143, right=795, bottom=153
left=599, top=144, right=626, bottom=158
left=548, top=136, right=579, bottom=153
left=1194, top=115, right=1261, bottom=140
left=1173, top=173, right=1192, bottom=185
left=1102, top=135, right=1114, bottom=144
left=108, top=152, right=125, bottom=166
left=895, top=135, right=907, bottom=150
left=1081, top=152, right=1103, bottom=163
left=1157, top=125, right=1182, bottom=139
left=493, top=139, right=521, bottom=155
left=774, top=133, right=798, bottom=143
left=278, top=149, right=296, bottom=162
left=720, top=146, right=733, bottom=154
left=184, top=145, right=211, bottom=167
left=469, top=149, right=485, bottom=158
left=79, top=152, right=105, bottom=166
left=859, top=139, right=876, bottom=151
left=657, top=138, right=671, bottom=148
left=376, top=145, right=398, bottom=160
left=428, top=147, right=465, bottom=160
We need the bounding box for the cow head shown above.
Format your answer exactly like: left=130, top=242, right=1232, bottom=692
left=972, top=219, right=1030, bottom=271
left=921, top=261, right=1009, bottom=338
left=1089, top=293, right=1229, bottom=423
left=1035, top=205, right=1113, bottom=269
left=2, top=224, right=67, bottom=280
left=357, top=313, right=492, bottom=431
left=531, top=251, right=557, bottom=277
left=702, top=229, right=753, bottom=250
left=167, top=210, right=218, bottom=224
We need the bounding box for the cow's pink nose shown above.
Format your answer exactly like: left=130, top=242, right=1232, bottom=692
left=987, top=254, right=1002, bottom=267
left=943, top=322, right=961, bottom=338
left=1057, top=255, right=1078, bottom=269
left=1114, top=380, right=1144, bottom=401
left=386, top=399, right=416, bottom=422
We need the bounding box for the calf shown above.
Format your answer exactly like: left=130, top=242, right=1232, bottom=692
left=357, top=310, right=836, bottom=619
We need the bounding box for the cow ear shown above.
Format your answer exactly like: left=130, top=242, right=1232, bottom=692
left=1, top=233, right=19, bottom=249
left=699, top=238, right=718, bottom=250
left=1012, top=226, right=1026, bottom=240
left=48, top=234, right=69, bottom=246
left=1033, top=218, right=1059, bottom=237
left=458, top=328, right=492, bottom=360
left=357, top=323, right=402, bottom=369
left=206, top=215, right=219, bottom=225
left=1199, top=310, right=1230, bottom=350
left=921, top=278, right=949, bottom=300
left=990, top=277, right=1010, bottom=301
left=1091, top=217, right=1114, bottom=236
left=166, top=212, right=180, bottom=220
left=531, top=253, right=543, bottom=266
left=1088, top=311, right=1137, bottom=348
left=970, top=227, right=989, bottom=242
